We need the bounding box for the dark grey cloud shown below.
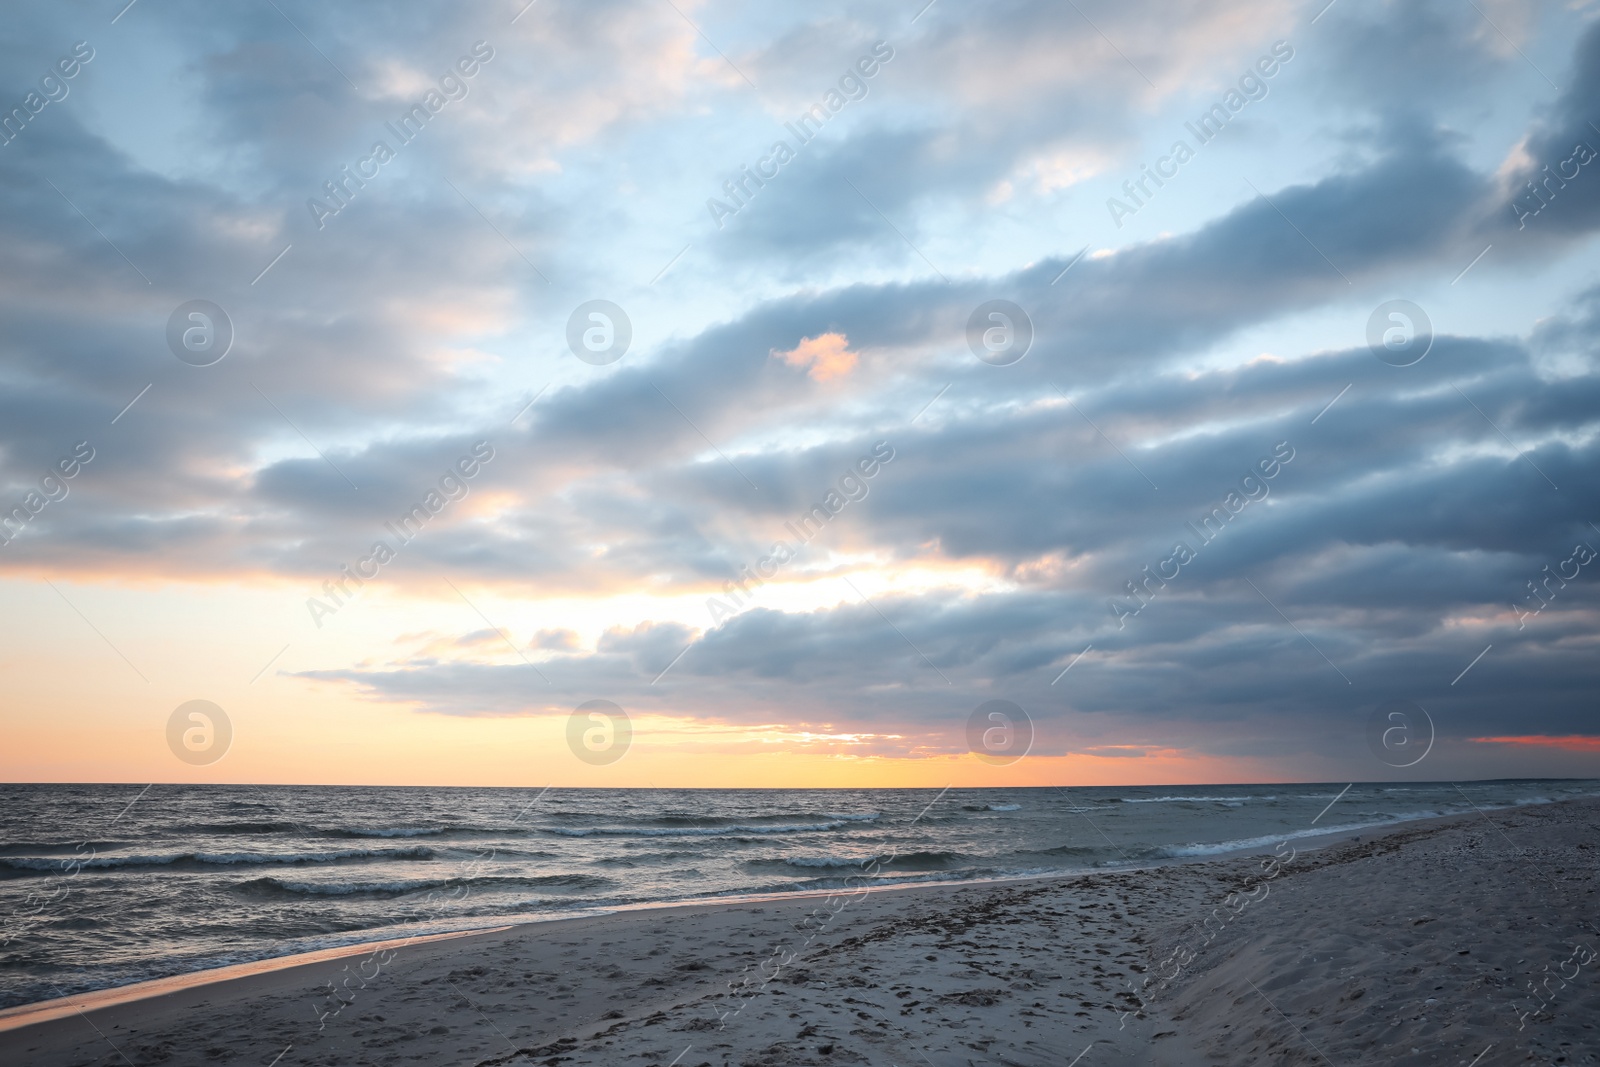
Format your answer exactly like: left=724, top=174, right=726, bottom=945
left=1501, top=18, right=1600, bottom=237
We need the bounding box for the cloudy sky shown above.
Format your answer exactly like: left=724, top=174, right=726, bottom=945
left=2, top=0, right=1597, bottom=787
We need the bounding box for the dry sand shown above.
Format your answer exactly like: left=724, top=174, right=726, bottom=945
left=2, top=796, right=1595, bottom=1067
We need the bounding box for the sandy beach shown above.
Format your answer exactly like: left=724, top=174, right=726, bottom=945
left=3, top=797, right=1595, bottom=1067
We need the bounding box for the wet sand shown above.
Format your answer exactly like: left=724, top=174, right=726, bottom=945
left=3, top=797, right=1595, bottom=1066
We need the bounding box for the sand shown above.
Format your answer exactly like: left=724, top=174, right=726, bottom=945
left=2, top=796, right=1595, bottom=1067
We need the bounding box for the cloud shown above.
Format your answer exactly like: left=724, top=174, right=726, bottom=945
left=533, top=628, right=581, bottom=651
left=772, top=331, right=858, bottom=381
left=4, top=0, right=1600, bottom=781
left=1469, top=736, right=1600, bottom=752
left=1497, top=18, right=1600, bottom=237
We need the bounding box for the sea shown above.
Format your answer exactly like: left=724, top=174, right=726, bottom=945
left=2, top=779, right=1595, bottom=1010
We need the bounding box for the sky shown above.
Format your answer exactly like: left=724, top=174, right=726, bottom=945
left=1, top=0, right=1597, bottom=788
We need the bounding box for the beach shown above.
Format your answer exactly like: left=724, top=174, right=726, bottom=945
left=6, top=0, right=1600, bottom=1056
left=3, top=795, right=1594, bottom=1066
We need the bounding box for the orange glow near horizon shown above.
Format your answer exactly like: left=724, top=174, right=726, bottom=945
left=4, top=571, right=1596, bottom=789
left=0, top=685, right=1323, bottom=789
left=1469, top=735, right=1600, bottom=752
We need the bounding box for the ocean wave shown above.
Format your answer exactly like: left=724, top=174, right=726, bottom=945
left=547, top=810, right=877, bottom=827
left=0, top=841, right=124, bottom=857
left=189, top=821, right=306, bottom=835
left=1159, top=814, right=1445, bottom=858
left=987, top=803, right=1021, bottom=811
left=592, top=850, right=708, bottom=866
left=779, top=864, right=1015, bottom=893
left=1121, top=796, right=1254, bottom=804
left=0, top=846, right=435, bottom=874
left=767, top=850, right=963, bottom=872
left=545, top=821, right=853, bottom=839
left=237, top=876, right=444, bottom=897
left=780, top=855, right=880, bottom=869
left=1018, top=844, right=1102, bottom=858
left=874, top=850, right=962, bottom=870
left=325, top=826, right=449, bottom=839
left=237, top=872, right=613, bottom=898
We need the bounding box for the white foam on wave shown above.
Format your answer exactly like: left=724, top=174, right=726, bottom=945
left=783, top=855, right=879, bottom=868
left=251, top=877, right=443, bottom=896
left=547, top=821, right=852, bottom=838
left=1161, top=813, right=1446, bottom=858
left=245, top=871, right=611, bottom=896
left=1121, top=795, right=1254, bottom=804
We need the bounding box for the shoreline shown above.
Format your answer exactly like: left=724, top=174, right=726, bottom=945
left=0, top=928, right=509, bottom=1033
left=0, top=797, right=1501, bottom=1034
